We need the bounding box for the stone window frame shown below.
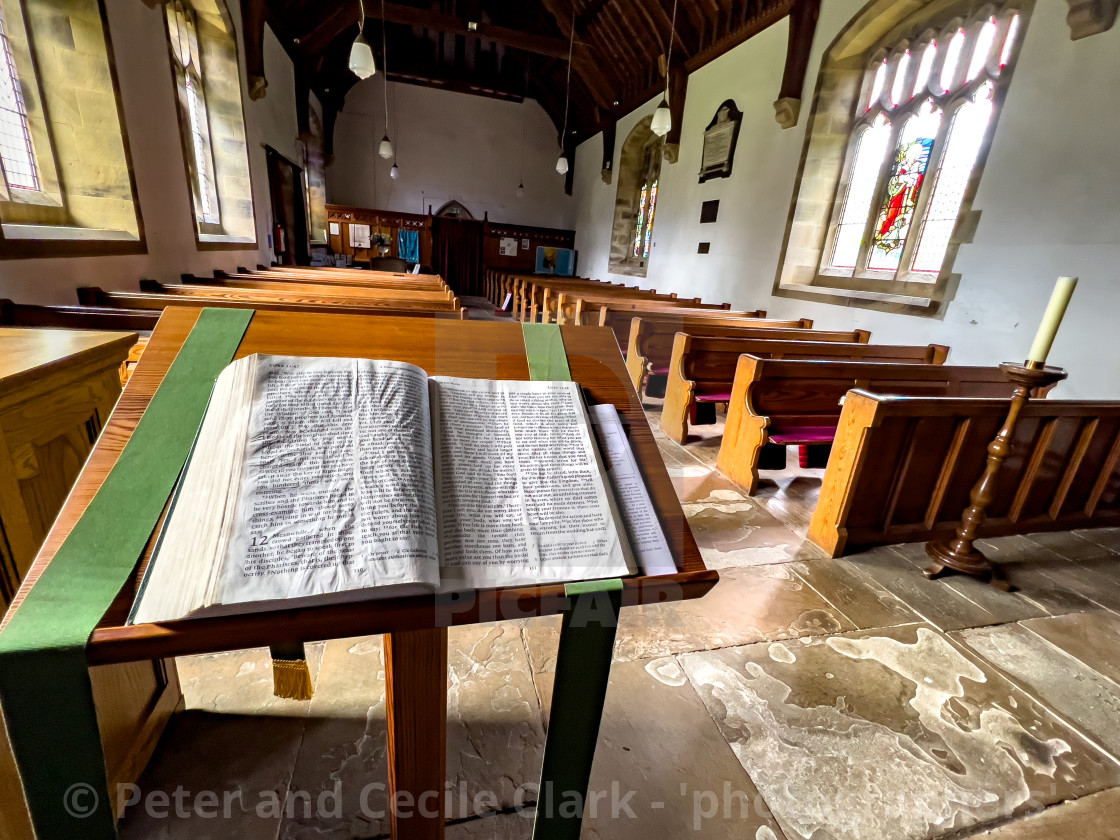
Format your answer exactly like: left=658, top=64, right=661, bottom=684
left=163, top=0, right=257, bottom=249
left=772, top=0, right=1033, bottom=317
left=0, top=0, right=146, bottom=258
left=608, top=116, right=662, bottom=278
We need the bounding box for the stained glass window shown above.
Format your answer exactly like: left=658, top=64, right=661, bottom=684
left=867, top=103, right=940, bottom=271
left=0, top=5, right=38, bottom=192
left=822, top=6, right=1022, bottom=283
left=643, top=180, right=657, bottom=259
left=634, top=185, right=647, bottom=258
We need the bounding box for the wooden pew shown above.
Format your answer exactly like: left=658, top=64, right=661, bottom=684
left=540, top=284, right=724, bottom=325
left=808, top=391, right=1120, bottom=557
left=715, top=358, right=1045, bottom=494
left=77, top=288, right=471, bottom=320
left=182, top=274, right=448, bottom=295
left=1, top=299, right=159, bottom=331
left=526, top=277, right=653, bottom=323
left=578, top=301, right=766, bottom=333
left=214, top=268, right=451, bottom=291
left=552, top=290, right=737, bottom=326
left=136, top=280, right=461, bottom=312
left=625, top=315, right=838, bottom=393
left=661, top=336, right=950, bottom=444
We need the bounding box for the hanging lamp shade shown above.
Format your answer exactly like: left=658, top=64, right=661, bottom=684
left=651, top=99, right=672, bottom=137
left=349, top=33, right=376, bottom=79
left=389, top=163, right=400, bottom=179
left=516, top=182, right=525, bottom=198
left=555, top=154, right=569, bottom=175
left=379, top=135, right=394, bottom=159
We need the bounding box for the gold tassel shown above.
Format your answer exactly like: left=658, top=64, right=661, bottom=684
left=272, top=659, right=314, bottom=701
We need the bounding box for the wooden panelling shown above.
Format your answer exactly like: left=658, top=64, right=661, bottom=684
left=809, top=392, right=1120, bottom=556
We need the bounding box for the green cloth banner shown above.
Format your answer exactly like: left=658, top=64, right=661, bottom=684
left=521, top=322, right=572, bottom=381
left=522, top=321, right=623, bottom=840
left=0, top=308, right=253, bottom=840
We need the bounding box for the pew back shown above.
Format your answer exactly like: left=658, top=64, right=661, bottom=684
left=136, top=281, right=460, bottom=311
left=809, top=391, right=1120, bottom=556
left=77, top=288, right=470, bottom=320
left=716, top=358, right=1038, bottom=493
left=1, top=300, right=160, bottom=331
left=626, top=316, right=844, bottom=392
left=658, top=336, right=950, bottom=443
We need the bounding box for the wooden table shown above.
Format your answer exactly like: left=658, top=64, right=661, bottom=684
left=2, top=307, right=716, bottom=839
left=0, top=327, right=136, bottom=605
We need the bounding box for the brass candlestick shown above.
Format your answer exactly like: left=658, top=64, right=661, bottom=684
left=925, top=361, right=1067, bottom=588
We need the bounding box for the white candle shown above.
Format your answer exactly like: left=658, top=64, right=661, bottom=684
left=1027, top=276, right=1078, bottom=365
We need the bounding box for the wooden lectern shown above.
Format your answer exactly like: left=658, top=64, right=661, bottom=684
left=0, top=308, right=715, bottom=840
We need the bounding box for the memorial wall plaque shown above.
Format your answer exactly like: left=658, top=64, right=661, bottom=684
left=699, top=99, right=743, bottom=183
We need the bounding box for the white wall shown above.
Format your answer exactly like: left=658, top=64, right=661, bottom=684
left=572, top=0, right=1120, bottom=398
left=328, top=77, right=575, bottom=229
left=0, top=2, right=296, bottom=305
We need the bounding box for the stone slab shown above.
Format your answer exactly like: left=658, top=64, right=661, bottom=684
left=680, top=623, right=1120, bottom=840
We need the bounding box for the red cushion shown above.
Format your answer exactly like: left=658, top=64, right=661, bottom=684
left=769, top=426, right=836, bottom=445
left=695, top=392, right=732, bottom=402
left=649, top=365, right=670, bottom=375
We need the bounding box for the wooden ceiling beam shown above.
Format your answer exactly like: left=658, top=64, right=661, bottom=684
left=575, top=0, right=611, bottom=33
left=376, top=3, right=578, bottom=59
left=295, top=3, right=358, bottom=56
left=684, top=1, right=793, bottom=73
left=778, top=0, right=820, bottom=100
left=240, top=0, right=268, bottom=99
left=649, top=0, right=694, bottom=56
left=295, top=1, right=580, bottom=61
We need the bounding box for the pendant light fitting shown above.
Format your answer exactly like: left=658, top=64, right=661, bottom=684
left=651, top=0, right=678, bottom=138
left=348, top=0, right=376, bottom=79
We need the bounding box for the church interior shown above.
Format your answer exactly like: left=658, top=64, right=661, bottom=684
left=1, top=0, right=1120, bottom=838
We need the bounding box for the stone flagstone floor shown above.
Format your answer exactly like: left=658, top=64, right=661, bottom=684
left=119, top=305, right=1120, bottom=840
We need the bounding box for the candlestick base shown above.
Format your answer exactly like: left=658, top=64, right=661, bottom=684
left=922, top=362, right=1067, bottom=590
left=924, top=539, right=1012, bottom=591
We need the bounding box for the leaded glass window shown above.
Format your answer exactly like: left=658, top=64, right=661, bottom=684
left=629, top=141, right=660, bottom=263
left=0, top=3, right=38, bottom=192
left=822, top=5, right=1022, bottom=283
left=167, top=1, right=221, bottom=228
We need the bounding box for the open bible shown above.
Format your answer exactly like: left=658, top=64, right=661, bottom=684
left=130, top=355, right=645, bottom=624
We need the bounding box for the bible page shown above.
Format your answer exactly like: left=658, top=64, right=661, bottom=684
left=211, top=355, right=440, bottom=614
left=430, top=377, right=633, bottom=591
left=588, top=404, right=677, bottom=576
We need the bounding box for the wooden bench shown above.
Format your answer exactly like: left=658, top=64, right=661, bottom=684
left=1, top=300, right=160, bottom=331
left=551, top=290, right=734, bottom=326
left=213, top=268, right=450, bottom=290
left=77, top=288, right=470, bottom=319
left=532, top=281, right=687, bottom=324
left=142, top=279, right=460, bottom=309
left=181, top=274, right=450, bottom=295
left=581, top=302, right=765, bottom=336
left=715, top=358, right=1044, bottom=494
left=808, top=391, right=1120, bottom=557
left=625, top=316, right=842, bottom=393
left=661, top=336, right=950, bottom=443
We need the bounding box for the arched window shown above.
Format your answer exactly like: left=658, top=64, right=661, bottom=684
left=609, top=117, right=662, bottom=277
left=167, top=2, right=220, bottom=227
left=0, top=0, right=142, bottom=253
left=823, top=7, right=1021, bottom=283
left=164, top=0, right=256, bottom=245
left=775, top=1, right=1030, bottom=315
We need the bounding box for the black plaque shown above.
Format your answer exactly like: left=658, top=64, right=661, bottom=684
left=700, top=200, right=719, bottom=224
left=699, top=100, right=743, bottom=183
left=697, top=242, right=711, bottom=254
